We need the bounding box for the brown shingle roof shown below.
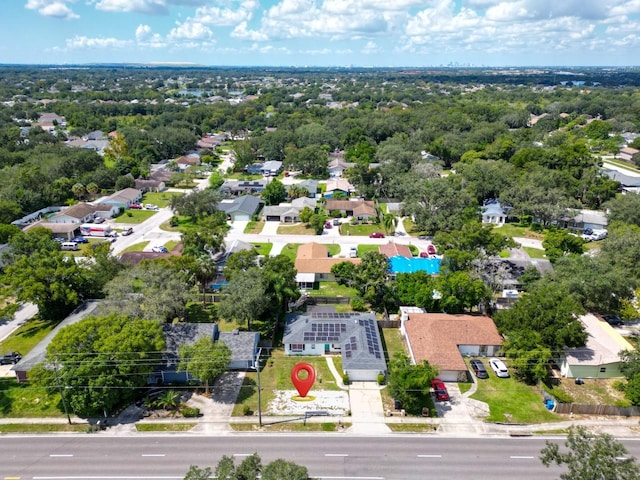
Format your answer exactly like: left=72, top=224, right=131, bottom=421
left=404, top=313, right=503, bottom=371
left=55, top=203, right=97, bottom=219
left=294, top=242, right=361, bottom=273
left=325, top=199, right=376, bottom=216
left=379, top=242, right=412, bottom=258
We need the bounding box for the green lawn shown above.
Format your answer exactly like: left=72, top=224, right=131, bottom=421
left=340, top=223, right=382, bottom=236
left=0, top=315, right=58, bottom=358
left=245, top=220, right=265, bottom=234
left=278, top=244, right=301, bottom=261
left=252, top=243, right=272, bottom=256
left=165, top=240, right=180, bottom=252
left=0, top=378, right=65, bottom=418
left=277, top=223, right=316, bottom=235
left=113, top=210, right=156, bottom=224
left=327, top=244, right=340, bottom=256
left=470, top=371, right=558, bottom=423
left=494, top=224, right=545, bottom=240
left=142, top=191, right=183, bottom=207
left=381, top=328, right=407, bottom=360
left=119, top=241, right=151, bottom=253
left=306, top=281, right=358, bottom=297
left=358, top=244, right=379, bottom=255
left=523, top=247, right=547, bottom=259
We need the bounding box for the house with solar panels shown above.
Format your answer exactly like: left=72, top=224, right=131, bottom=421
left=283, top=309, right=387, bottom=382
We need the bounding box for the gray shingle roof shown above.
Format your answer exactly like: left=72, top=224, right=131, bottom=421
left=217, top=195, right=260, bottom=215
left=284, top=312, right=387, bottom=374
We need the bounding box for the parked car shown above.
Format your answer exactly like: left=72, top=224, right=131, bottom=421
left=94, top=217, right=105, bottom=224
left=145, top=204, right=159, bottom=210
left=419, top=251, right=429, bottom=258
left=0, top=351, right=22, bottom=365
left=470, top=359, right=489, bottom=379
left=324, top=222, right=332, bottom=229
left=427, top=244, right=437, bottom=255
left=349, top=246, right=358, bottom=258
left=333, top=218, right=340, bottom=226
left=151, top=245, right=168, bottom=253
left=129, top=203, right=142, bottom=209
left=431, top=378, right=450, bottom=401
left=369, top=232, right=385, bottom=238
left=71, top=237, right=89, bottom=244
left=603, top=314, right=624, bottom=326
left=489, top=358, right=510, bottom=378
left=121, top=227, right=133, bottom=236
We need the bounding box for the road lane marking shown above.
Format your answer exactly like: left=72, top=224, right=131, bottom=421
left=510, top=455, right=535, bottom=459
left=325, top=453, right=349, bottom=457
left=417, top=454, right=442, bottom=458
left=141, top=454, right=166, bottom=457
left=49, top=454, right=73, bottom=457
left=233, top=453, right=252, bottom=457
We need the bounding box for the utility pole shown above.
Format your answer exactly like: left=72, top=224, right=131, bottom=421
left=254, top=348, right=263, bottom=427
left=53, top=361, right=71, bottom=424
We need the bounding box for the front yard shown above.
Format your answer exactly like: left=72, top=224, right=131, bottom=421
left=142, top=191, right=184, bottom=207
left=232, top=350, right=345, bottom=417
left=113, top=210, right=156, bottom=224
left=470, top=371, right=558, bottom=423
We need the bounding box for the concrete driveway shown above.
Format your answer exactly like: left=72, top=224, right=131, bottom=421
left=433, top=383, right=489, bottom=436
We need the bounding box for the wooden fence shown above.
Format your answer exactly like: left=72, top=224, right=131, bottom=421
left=554, top=403, right=640, bottom=417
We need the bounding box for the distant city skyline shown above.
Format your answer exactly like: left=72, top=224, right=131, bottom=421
left=3, top=0, right=640, bottom=67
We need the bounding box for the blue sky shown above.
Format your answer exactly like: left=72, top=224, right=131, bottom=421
left=2, top=0, right=640, bottom=67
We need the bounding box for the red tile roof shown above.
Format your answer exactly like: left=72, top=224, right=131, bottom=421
left=404, top=313, right=503, bottom=371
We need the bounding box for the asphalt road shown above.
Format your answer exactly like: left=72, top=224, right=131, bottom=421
left=3, top=434, right=640, bottom=479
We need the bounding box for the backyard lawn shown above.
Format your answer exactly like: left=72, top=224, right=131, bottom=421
left=494, top=223, right=545, bottom=240
left=306, top=281, right=358, bottom=297
left=523, top=247, right=547, bottom=259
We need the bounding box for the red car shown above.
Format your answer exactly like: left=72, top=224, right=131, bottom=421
left=419, top=251, right=429, bottom=258
left=369, top=232, right=385, bottom=238
left=431, top=378, right=450, bottom=401
left=427, top=244, right=437, bottom=255
left=129, top=203, right=142, bottom=209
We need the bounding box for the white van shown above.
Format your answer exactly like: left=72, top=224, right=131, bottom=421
left=61, top=242, right=79, bottom=251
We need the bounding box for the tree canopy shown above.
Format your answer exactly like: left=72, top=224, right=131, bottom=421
left=31, top=314, right=165, bottom=417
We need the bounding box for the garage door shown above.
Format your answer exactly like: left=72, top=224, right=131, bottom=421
left=232, top=214, right=250, bottom=222
left=266, top=215, right=281, bottom=222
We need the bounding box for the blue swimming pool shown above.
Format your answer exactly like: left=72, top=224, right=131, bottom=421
left=389, top=256, right=441, bottom=275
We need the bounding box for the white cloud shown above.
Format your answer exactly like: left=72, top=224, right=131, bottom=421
left=26, top=0, right=79, bottom=20
left=134, top=24, right=166, bottom=46
left=362, top=41, right=380, bottom=54
left=168, top=19, right=213, bottom=40
left=231, top=21, right=268, bottom=41
left=66, top=35, right=131, bottom=48
left=95, top=0, right=169, bottom=15
left=195, top=0, right=258, bottom=27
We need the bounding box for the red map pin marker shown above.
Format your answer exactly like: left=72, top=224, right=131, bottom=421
left=291, top=362, right=316, bottom=398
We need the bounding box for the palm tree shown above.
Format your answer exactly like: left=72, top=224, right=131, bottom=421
left=383, top=213, right=397, bottom=235
left=192, top=254, right=218, bottom=305
left=86, top=182, right=99, bottom=199
left=71, top=182, right=85, bottom=200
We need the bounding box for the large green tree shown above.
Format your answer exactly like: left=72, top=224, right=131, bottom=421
left=31, top=314, right=165, bottom=417
left=179, top=336, right=231, bottom=394
left=540, top=426, right=640, bottom=480
left=4, top=250, right=88, bottom=320
left=218, top=267, right=270, bottom=330
left=261, top=178, right=287, bottom=206
left=387, top=352, right=438, bottom=415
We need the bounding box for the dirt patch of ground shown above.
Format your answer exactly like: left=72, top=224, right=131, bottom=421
left=268, top=390, right=350, bottom=415
left=556, top=377, right=627, bottom=405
